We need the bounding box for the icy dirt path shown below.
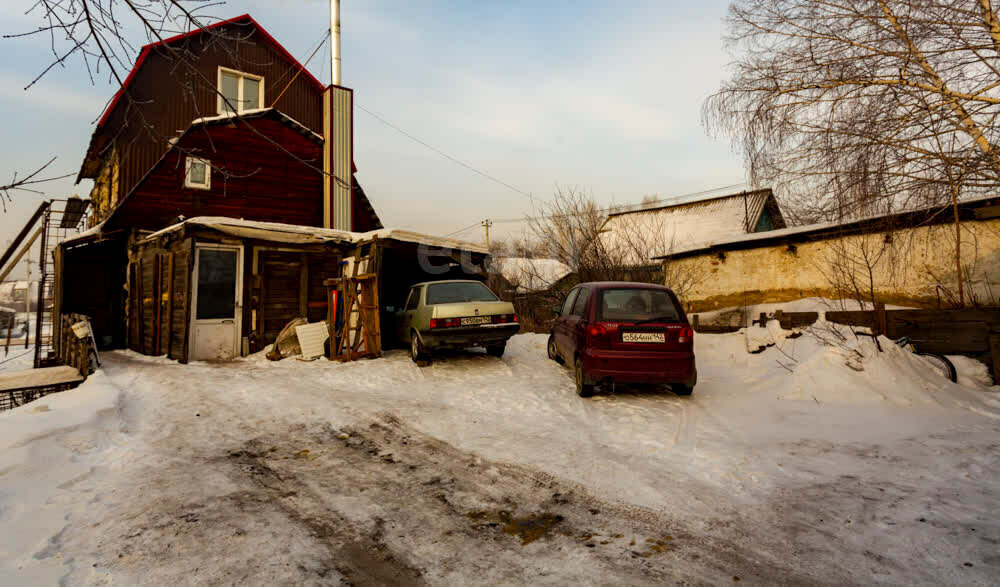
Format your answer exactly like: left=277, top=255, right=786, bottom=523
left=1, top=332, right=999, bottom=584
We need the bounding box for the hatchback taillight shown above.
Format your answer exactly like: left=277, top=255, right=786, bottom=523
left=430, top=317, right=462, bottom=329
left=587, top=323, right=612, bottom=349
left=492, top=313, right=518, bottom=324
left=678, top=326, right=694, bottom=344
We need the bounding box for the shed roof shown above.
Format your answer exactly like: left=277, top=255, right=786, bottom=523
left=139, top=217, right=489, bottom=253
left=599, top=188, right=785, bottom=264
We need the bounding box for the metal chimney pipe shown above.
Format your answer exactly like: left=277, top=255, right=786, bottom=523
left=331, top=0, right=341, bottom=85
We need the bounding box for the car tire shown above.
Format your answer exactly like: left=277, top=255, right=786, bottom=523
left=575, top=357, right=595, bottom=397
left=547, top=334, right=563, bottom=363
left=410, top=331, right=429, bottom=364
left=486, top=342, right=506, bottom=357
left=672, top=384, right=694, bottom=396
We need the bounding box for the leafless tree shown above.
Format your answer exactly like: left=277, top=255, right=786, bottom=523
left=0, top=158, right=75, bottom=211
left=705, top=0, right=1000, bottom=306
left=523, top=187, right=705, bottom=295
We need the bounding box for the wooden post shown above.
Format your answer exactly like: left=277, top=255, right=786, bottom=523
left=874, top=302, right=888, bottom=337
left=692, top=314, right=699, bottom=331
left=166, top=253, right=175, bottom=358
left=759, top=312, right=767, bottom=327
left=299, top=253, right=309, bottom=317
left=990, top=334, right=1000, bottom=385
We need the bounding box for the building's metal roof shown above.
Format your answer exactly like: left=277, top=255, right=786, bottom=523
left=653, top=194, right=1000, bottom=260
left=600, top=189, right=785, bottom=264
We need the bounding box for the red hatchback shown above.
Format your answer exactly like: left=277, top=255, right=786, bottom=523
left=548, top=282, right=696, bottom=397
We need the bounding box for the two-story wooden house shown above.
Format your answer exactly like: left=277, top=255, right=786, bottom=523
left=78, top=13, right=380, bottom=232
left=53, top=14, right=488, bottom=363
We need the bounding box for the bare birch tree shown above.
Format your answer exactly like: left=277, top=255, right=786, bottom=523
left=705, top=0, right=1000, bottom=305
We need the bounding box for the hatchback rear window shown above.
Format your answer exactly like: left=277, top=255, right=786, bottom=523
left=425, top=282, right=499, bottom=305
left=598, top=288, right=681, bottom=323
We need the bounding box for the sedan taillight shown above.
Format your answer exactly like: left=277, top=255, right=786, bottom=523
left=430, top=317, right=462, bottom=329
left=492, top=314, right=518, bottom=324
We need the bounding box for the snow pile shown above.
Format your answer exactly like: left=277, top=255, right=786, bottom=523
left=705, top=318, right=1000, bottom=410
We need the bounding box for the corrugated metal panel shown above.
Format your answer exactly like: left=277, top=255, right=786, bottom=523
left=600, top=190, right=782, bottom=262
left=328, top=86, right=353, bottom=231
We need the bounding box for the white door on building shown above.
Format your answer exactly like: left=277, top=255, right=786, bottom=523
left=190, top=244, right=243, bottom=361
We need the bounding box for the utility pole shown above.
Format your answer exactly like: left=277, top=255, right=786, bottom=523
left=482, top=220, right=493, bottom=248
left=24, top=247, right=30, bottom=348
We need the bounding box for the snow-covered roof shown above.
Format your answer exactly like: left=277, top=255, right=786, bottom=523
left=140, top=217, right=489, bottom=253
left=190, top=108, right=323, bottom=143
left=495, top=257, right=573, bottom=292
left=599, top=189, right=785, bottom=264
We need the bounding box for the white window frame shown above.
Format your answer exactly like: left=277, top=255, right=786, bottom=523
left=184, top=156, right=211, bottom=190
left=217, top=67, right=265, bottom=114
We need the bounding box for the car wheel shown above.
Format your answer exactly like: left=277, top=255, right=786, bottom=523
left=410, top=332, right=429, bottom=364
left=672, top=384, right=694, bottom=396
left=547, top=334, right=563, bottom=363
left=486, top=342, right=506, bottom=357
left=575, top=357, right=595, bottom=397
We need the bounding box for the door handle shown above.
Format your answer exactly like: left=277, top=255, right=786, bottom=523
left=222, top=319, right=235, bottom=324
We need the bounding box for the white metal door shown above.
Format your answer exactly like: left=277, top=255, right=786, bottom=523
left=190, top=244, right=243, bottom=361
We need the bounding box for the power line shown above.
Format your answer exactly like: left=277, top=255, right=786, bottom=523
left=355, top=104, right=540, bottom=203
left=443, top=221, right=484, bottom=238
left=488, top=182, right=748, bottom=225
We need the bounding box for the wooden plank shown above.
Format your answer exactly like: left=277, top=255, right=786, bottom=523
left=826, top=310, right=875, bottom=329
left=974, top=205, right=1000, bottom=220
left=990, top=335, right=1000, bottom=385
left=0, top=365, right=83, bottom=392
left=181, top=239, right=194, bottom=363
left=299, top=253, right=309, bottom=317
left=153, top=254, right=162, bottom=355
left=166, top=253, right=175, bottom=358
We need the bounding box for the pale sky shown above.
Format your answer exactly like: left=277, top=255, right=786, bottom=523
left=0, top=0, right=746, bottom=246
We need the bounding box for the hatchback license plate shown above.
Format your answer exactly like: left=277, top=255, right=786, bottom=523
left=461, top=316, right=491, bottom=326
left=622, top=331, right=665, bottom=343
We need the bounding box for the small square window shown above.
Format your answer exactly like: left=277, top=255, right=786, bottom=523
left=184, top=157, right=211, bottom=190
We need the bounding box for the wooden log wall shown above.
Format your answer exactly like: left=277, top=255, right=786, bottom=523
left=128, top=236, right=192, bottom=362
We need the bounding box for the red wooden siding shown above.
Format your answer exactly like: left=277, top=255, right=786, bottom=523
left=112, top=116, right=324, bottom=230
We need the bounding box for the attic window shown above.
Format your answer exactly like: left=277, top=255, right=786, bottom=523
left=184, top=157, right=211, bottom=190
left=218, top=67, right=263, bottom=114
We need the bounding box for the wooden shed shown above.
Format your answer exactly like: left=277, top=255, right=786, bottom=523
left=122, top=217, right=489, bottom=362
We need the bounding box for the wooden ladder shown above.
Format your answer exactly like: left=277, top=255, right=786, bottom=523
left=326, top=239, right=382, bottom=361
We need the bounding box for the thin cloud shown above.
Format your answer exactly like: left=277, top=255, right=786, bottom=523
left=0, top=72, right=107, bottom=120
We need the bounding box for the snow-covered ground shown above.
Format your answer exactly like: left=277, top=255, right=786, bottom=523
left=1, top=325, right=998, bottom=584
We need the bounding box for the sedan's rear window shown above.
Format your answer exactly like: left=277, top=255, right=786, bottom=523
left=598, top=288, right=681, bottom=322
left=425, top=282, right=499, bottom=305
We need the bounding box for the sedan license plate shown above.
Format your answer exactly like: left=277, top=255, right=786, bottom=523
left=460, top=316, right=492, bottom=326
left=622, top=331, right=665, bottom=343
